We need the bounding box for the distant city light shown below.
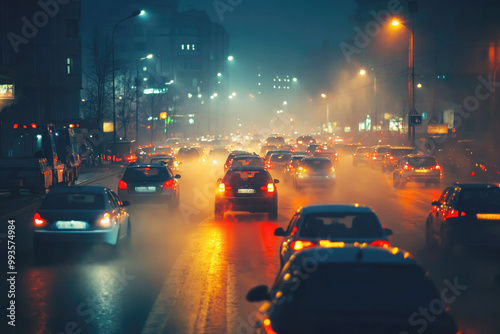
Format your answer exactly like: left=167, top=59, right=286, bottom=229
left=283, top=101, right=287, bottom=105
left=227, top=56, right=234, bottom=61
left=198, top=94, right=202, bottom=98
left=232, top=92, right=236, bottom=96
left=293, top=78, right=297, bottom=82
left=188, top=93, right=193, bottom=98
left=217, top=72, right=222, bottom=77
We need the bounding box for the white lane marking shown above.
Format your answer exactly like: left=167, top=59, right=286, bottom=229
left=226, top=258, right=238, bottom=334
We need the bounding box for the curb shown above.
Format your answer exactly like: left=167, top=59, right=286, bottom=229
left=0, top=167, right=124, bottom=223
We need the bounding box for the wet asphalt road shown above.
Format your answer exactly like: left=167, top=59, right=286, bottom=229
left=1, top=157, right=499, bottom=334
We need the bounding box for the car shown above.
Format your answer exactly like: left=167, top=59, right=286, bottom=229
left=312, top=148, right=338, bottom=162
left=265, top=136, right=286, bottom=147
left=230, top=154, right=265, bottom=168
left=205, top=146, right=229, bottom=165
left=118, top=163, right=180, bottom=207
left=369, top=144, right=391, bottom=168
left=381, top=146, right=417, bottom=172
left=33, top=186, right=131, bottom=258
left=426, top=183, right=500, bottom=254
left=295, top=135, right=316, bottom=146
left=263, top=149, right=292, bottom=162
left=224, top=150, right=252, bottom=172
left=393, top=154, right=442, bottom=188
left=293, top=157, right=336, bottom=189
left=274, top=204, right=393, bottom=266
left=215, top=166, right=279, bottom=220
left=265, top=152, right=292, bottom=171
left=352, top=146, right=371, bottom=166
left=283, top=155, right=308, bottom=183
left=246, top=245, right=459, bottom=334
left=149, top=155, right=181, bottom=173
left=260, top=144, right=278, bottom=156
left=154, top=146, right=174, bottom=156
left=176, top=147, right=200, bottom=161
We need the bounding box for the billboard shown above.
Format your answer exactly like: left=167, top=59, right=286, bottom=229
left=427, top=124, right=448, bottom=134
left=0, top=84, right=14, bottom=99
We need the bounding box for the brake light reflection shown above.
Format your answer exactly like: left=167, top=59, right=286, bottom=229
left=263, top=319, right=278, bottom=334
left=370, top=240, right=390, bottom=247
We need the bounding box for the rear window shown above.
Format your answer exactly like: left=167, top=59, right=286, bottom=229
left=224, top=170, right=271, bottom=185
left=232, top=157, right=264, bottom=167
left=302, top=159, right=332, bottom=169
left=298, top=212, right=383, bottom=238
left=123, top=167, right=170, bottom=181
left=458, top=188, right=500, bottom=211
left=150, top=158, right=173, bottom=165
left=271, top=154, right=292, bottom=162
left=41, top=193, right=104, bottom=210
left=355, top=147, right=371, bottom=153
left=407, top=157, right=437, bottom=168
left=390, top=148, right=415, bottom=156
left=375, top=147, right=390, bottom=153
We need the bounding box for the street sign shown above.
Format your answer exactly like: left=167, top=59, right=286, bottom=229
left=410, top=115, right=422, bottom=125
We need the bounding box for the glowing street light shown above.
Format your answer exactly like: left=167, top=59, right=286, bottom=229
left=227, top=55, right=234, bottom=61
left=417, top=83, right=422, bottom=88
left=359, top=69, right=366, bottom=76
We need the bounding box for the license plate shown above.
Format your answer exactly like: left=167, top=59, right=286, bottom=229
left=135, top=186, right=156, bottom=192
left=415, top=169, right=429, bottom=173
left=56, top=221, right=87, bottom=229
left=238, top=188, right=256, bottom=194
left=477, top=213, right=500, bottom=220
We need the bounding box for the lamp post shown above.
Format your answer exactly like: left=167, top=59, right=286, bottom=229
left=321, top=93, right=329, bottom=131
left=135, top=54, right=153, bottom=146
left=112, top=9, right=143, bottom=154
left=360, top=69, right=377, bottom=131
left=392, top=19, right=415, bottom=143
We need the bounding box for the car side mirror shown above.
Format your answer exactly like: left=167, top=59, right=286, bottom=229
left=274, top=227, right=286, bottom=236
left=274, top=179, right=280, bottom=184
left=175, top=174, right=181, bottom=179
left=431, top=200, right=441, bottom=206
left=121, top=201, right=130, bottom=207
left=246, top=285, right=271, bottom=302
left=383, top=228, right=393, bottom=236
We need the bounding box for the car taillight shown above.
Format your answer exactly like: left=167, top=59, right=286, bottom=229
left=218, top=183, right=225, bottom=192
left=263, top=319, right=278, bottom=334
left=267, top=183, right=274, bottom=193
left=291, top=240, right=315, bottom=251
left=100, top=212, right=111, bottom=227
left=402, top=164, right=414, bottom=171
left=444, top=209, right=466, bottom=220
left=33, top=213, right=46, bottom=226
left=331, top=167, right=335, bottom=173
left=118, top=180, right=128, bottom=189
left=164, top=179, right=174, bottom=188
left=388, top=156, right=394, bottom=160
left=370, top=240, right=390, bottom=247
left=267, top=162, right=273, bottom=168
left=126, top=154, right=137, bottom=163
left=431, top=164, right=441, bottom=170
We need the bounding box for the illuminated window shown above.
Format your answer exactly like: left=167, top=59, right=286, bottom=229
left=187, top=44, right=190, bottom=50
left=67, top=57, right=73, bottom=74
left=192, top=44, right=196, bottom=51
left=181, top=44, right=185, bottom=50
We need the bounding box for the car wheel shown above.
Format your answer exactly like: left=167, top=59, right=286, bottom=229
left=214, top=205, right=224, bottom=220
left=268, top=204, right=278, bottom=221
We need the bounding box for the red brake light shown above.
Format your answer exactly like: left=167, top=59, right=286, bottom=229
left=31, top=123, right=37, bottom=129
left=263, top=318, right=278, bottom=334
left=33, top=213, right=46, bottom=226
left=13, top=123, right=19, bottom=129
left=267, top=183, right=274, bottom=193
left=402, top=164, right=414, bottom=171
left=444, top=209, right=466, bottom=220
left=164, top=179, right=174, bottom=188
left=431, top=164, right=441, bottom=170
left=370, top=240, right=390, bottom=247
left=118, top=180, right=128, bottom=189
left=291, top=240, right=315, bottom=251
left=100, top=212, right=111, bottom=227
left=388, top=156, right=394, bottom=160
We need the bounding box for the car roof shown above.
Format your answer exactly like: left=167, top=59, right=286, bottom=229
left=127, top=163, right=167, bottom=168
left=47, top=185, right=109, bottom=194
left=232, top=154, right=261, bottom=159
left=288, top=245, right=415, bottom=265
left=299, top=204, right=375, bottom=214
left=453, top=183, right=500, bottom=189
left=302, top=157, right=331, bottom=162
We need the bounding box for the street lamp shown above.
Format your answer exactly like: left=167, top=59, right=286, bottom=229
left=321, top=93, right=329, bottom=130
left=112, top=9, right=144, bottom=153
left=392, top=18, right=415, bottom=143
left=360, top=68, right=377, bottom=131
left=135, top=54, right=153, bottom=145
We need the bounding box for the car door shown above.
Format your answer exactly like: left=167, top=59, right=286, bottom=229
left=111, top=190, right=128, bottom=235
left=106, top=190, right=123, bottom=237
left=280, top=213, right=300, bottom=262
left=433, top=187, right=455, bottom=239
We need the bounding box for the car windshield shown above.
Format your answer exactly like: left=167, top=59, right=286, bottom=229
left=275, top=263, right=438, bottom=317
left=302, top=160, right=332, bottom=169
left=40, top=193, right=105, bottom=210
left=458, top=188, right=500, bottom=211
left=408, top=157, right=437, bottom=168
left=123, top=167, right=170, bottom=181
left=270, top=154, right=291, bottom=162
left=298, top=213, right=383, bottom=238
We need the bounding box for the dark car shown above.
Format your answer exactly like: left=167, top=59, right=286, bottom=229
left=33, top=186, right=131, bottom=258
left=215, top=166, right=279, bottom=220
left=381, top=146, right=417, bottom=172
left=426, top=183, right=500, bottom=253
left=246, top=246, right=458, bottom=334
left=149, top=155, right=181, bottom=173
left=369, top=145, right=391, bottom=168
left=265, top=152, right=292, bottom=171
left=176, top=147, right=200, bottom=161
left=274, top=204, right=393, bottom=266
left=352, top=146, right=372, bottom=166
left=118, top=163, right=180, bottom=207
left=283, top=155, right=308, bottom=183
left=393, top=154, right=442, bottom=188
left=293, top=157, right=336, bottom=189
left=224, top=150, right=252, bottom=172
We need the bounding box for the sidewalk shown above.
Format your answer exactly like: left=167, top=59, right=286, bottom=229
left=0, top=164, right=124, bottom=222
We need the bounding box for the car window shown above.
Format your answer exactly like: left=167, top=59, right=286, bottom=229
left=438, top=188, right=452, bottom=203
left=302, top=160, right=332, bottom=169
left=285, top=214, right=299, bottom=235
left=110, top=190, right=123, bottom=207
left=408, top=157, right=437, bottom=168
left=123, top=167, right=171, bottom=181
left=106, top=191, right=119, bottom=209
left=40, top=192, right=105, bottom=210
left=457, top=187, right=500, bottom=210
left=297, top=213, right=383, bottom=238
left=270, top=154, right=291, bottom=162
left=225, top=170, right=270, bottom=184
